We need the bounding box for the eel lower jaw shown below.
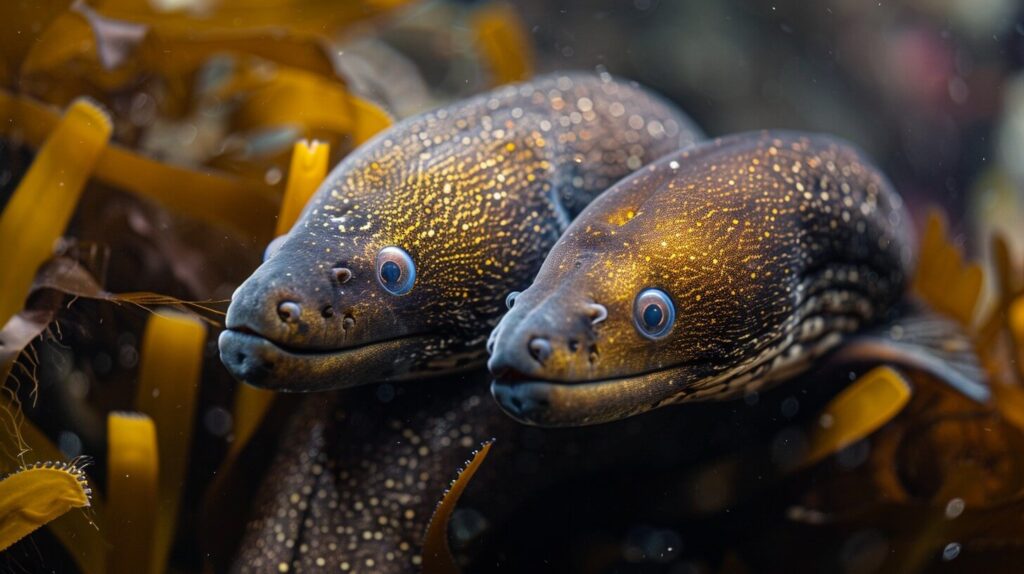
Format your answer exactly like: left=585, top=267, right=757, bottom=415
left=218, top=328, right=434, bottom=392
left=491, top=363, right=704, bottom=428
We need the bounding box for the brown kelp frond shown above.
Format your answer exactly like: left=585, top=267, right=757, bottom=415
left=780, top=225, right=1024, bottom=566
left=422, top=440, right=495, bottom=574
left=112, top=292, right=226, bottom=324
left=912, top=209, right=984, bottom=329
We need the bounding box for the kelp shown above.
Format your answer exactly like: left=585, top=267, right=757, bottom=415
left=0, top=462, right=92, bottom=553
left=134, top=311, right=206, bottom=573
left=470, top=3, right=534, bottom=85
left=912, top=210, right=984, bottom=329
left=0, top=91, right=280, bottom=239
left=0, top=98, right=111, bottom=328
left=106, top=412, right=159, bottom=574
left=801, top=366, right=912, bottom=469
left=757, top=210, right=1024, bottom=573
left=0, top=395, right=107, bottom=574
left=422, top=440, right=494, bottom=574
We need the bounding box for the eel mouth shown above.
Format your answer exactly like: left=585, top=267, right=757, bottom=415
left=491, top=362, right=706, bottom=427
left=218, top=327, right=433, bottom=392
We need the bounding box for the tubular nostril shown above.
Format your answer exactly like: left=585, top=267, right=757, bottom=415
left=277, top=301, right=301, bottom=323
left=528, top=337, right=552, bottom=365
left=333, top=267, right=352, bottom=284
left=586, top=303, right=608, bottom=325
left=321, top=305, right=334, bottom=318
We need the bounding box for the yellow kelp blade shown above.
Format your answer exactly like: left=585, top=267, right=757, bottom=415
left=1011, top=296, right=1024, bottom=384
left=422, top=440, right=493, bottom=574
left=349, top=94, right=394, bottom=145
left=0, top=91, right=280, bottom=239
left=976, top=234, right=1019, bottom=353
left=134, top=311, right=206, bottom=573
left=911, top=210, right=984, bottom=329
left=0, top=395, right=107, bottom=574
left=277, top=140, right=330, bottom=235
left=0, top=463, right=91, bottom=553
left=92, top=0, right=414, bottom=38
left=470, top=2, right=534, bottom=85
left=0, top=97, right=111, bottom=328
left=802, top=366, right=912, bottom=468
left=217, top=61, right=393, bottom=150
left=107, top=412, right=159, bottom=574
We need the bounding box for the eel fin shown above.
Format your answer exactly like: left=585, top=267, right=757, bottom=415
left=829, top=304, right=990, bottom=403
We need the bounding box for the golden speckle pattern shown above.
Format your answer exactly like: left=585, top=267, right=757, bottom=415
left=489, top=131, right=914, bottom=426
left=222, top=72, right=701, bottom=391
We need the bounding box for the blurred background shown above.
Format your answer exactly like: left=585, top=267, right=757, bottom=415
left=518, top=0, right=1024, bottom=262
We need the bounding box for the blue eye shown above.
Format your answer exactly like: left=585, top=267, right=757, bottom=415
left=633, top=288, right=675, bottom=339
left=376, top=246, right=416, bottom=295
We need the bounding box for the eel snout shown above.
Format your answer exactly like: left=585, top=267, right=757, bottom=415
left=218, top=256, right=358, bottom=388
left=487, top=292, right=605, bottom=385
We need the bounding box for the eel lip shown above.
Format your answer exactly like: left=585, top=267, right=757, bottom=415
left=217, top=328, right=430, bottom=392
left=491, top=362, right=707, bottom=427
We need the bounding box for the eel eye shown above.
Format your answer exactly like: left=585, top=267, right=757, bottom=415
left=505, top=291, right=520, bottom=309
left=376, top=246, right=416, bottom=295
left=633, top=288, right=675, bottom=340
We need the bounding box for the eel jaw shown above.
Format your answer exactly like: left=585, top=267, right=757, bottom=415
left=490, top=363, right=712, bottom=427
left=218, top=328, right=434, bottom=392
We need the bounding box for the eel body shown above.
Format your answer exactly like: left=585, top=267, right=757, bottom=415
left=488, top=131, right=926, bottom=426
left=219, top=72, right=702, bottom=391
left=228, top=75, right=703, bottom=572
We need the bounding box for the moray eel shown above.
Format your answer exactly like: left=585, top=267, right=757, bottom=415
left=227, top=74, right=703, bottom=572
left=219, top=72, right=701, bottom=391
left=488, top=131, right=989, bottom=426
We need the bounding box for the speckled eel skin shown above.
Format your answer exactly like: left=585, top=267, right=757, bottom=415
left=225, top=73, right=704, bottom=573
left=488, top=131, right=989, bottom=427
left=220, top=72, right=701, bottom=391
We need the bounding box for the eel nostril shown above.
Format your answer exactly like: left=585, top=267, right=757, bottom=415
left=342, top=313, right=355, bottom=330
left=568, top=339, right=580, bottom=353
left=586, top=303, right=608, bottom=325
left=321, top=305, right=334, bottom=319
left=528, top=337, right=552, bottom=365
left=277, top=301, right=301, bottom=323
left=333, top=267, right=352, bottom=284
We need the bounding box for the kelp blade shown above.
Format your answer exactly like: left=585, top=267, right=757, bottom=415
left=422, top=440, right=493, bottom=574
left=471, top=3, right=534, bottom=85
left=107, top=412, right=159, bottom=574
left=134, top=311, right=206, bottom=573
left=0, top=395, right=107, bottom=574
left=802, top=366, right=912, bottom=468
left=0, top=97, right=111, bottom=328
left=0, top=90, right=280, bottom=239
left=277, top=140, right=330, bottom=235
left=0, top=464, right=91, bottom=553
